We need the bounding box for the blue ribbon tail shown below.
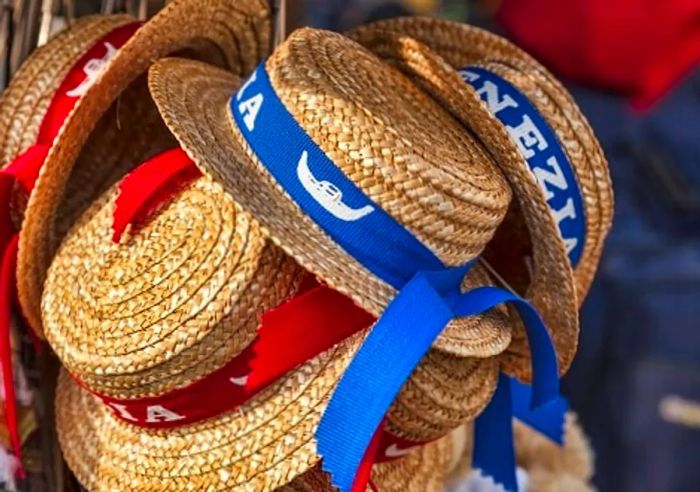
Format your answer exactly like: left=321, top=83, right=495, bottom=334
left=451, top=286, right=560, bottom=408
left=316, top=272, right=455, bottom=492
left=316, top=272, right=560, bottom=492
left=511, top=378, right=568, bottom=446
left=473, top=374, right=518, bottom=492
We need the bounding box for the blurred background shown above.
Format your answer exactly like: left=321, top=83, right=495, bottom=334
left=2, top=1, right=700, bottom=491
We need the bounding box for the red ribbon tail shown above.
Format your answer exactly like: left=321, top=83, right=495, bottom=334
left=249, top=285, right=374, bottom=390
left=351, top=420, right=385, bottom=492
left=2, top=145, right=50, bottom=195
left=0, top=236, right=23, bottom=476
left=112, top=148, right=201, bottom=243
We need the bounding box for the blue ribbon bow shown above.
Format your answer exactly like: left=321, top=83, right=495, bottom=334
left=230, top=64, right=565, bottom=492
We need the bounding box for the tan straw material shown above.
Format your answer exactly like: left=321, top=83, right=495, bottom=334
left=17, top=0, right=272, bottom=336
left=0, top=15, right=134, bottom=167
left=514, top=413, right=594, bottom=484
left=350, top=17, right=613, bottom=301
left=56, top=332, right=364, bottom=491
left=282, top=430, right=457, bottom=492
left=47, top=169, right=370, bottom=490
left=43, top=176, right=301, bottom=398
left=347, top=19, right=613, bottom=377
left=45, top=145, right=374, bottom=489
left=148, top=29, right=516, bottom=363
left=0, top=14, right=137, bottom=225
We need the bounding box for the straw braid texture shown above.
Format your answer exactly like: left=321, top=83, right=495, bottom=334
left=387, top=348, right=498, bottom=441
left=51, top=73, right=179, bottom=250
left=18, top=0, right=272, bottom=336
left=348, top=22, right=584, bottom=377
left=43, top=176, right=302, bottom=398
left=282, top=432, right=455, bottom=492
left=0, top=15, right=135, bottom=167
left=514, top=414, right=594, bottom=484
left=349, top=17, right=613, bottom=301
left=56, top=332, right=365, bottom=491
left=148, top=30, right=516, bottom=360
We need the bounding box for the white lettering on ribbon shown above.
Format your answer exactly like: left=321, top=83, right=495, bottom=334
left=237, top=70, right=264, bottom=131
left=66, top=42, right=118, bottom=97
left=506, top=114, right=548, bottom=160
left=107, top=402, right=138, bottom=422
left=145, top=405, right=186, bottom=423
left=461, top=67, right=583, bottom=261
left=296, top=151, right=375, bottom=222
left=229, top=375, right=249, bottom=387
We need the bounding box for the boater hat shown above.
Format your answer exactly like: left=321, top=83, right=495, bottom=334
left=282, top=429, right=461, bottom=492
left=349, top=18, right=613, bottom=376
left=0, top=13, right=142, bottom=469
left=147, top=30, right=565, bottom=489
left=148, top=29, right=515, bottom=362
left=49, top=151, right=468, bottom=490
left=49, top=157, right=366, bottom=490
left=15, top=0, right=273, bottom=336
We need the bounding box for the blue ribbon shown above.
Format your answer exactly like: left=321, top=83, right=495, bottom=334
left=461, top=66, right=586, bottom=267
left=231, top=65, right=561, bottom=492
left=474, top=376, right=570, bottom=491
left=461, top=66, right=581, bottom=491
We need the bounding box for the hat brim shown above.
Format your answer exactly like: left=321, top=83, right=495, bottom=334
left=0, top=15, right=135, bottom=166
left=56, top=332, right=364, bottom=491
left=17, top=0, right=272, bottom=337
left=282, top=431, right=454, bottom=492
left=348, top=21, right=586, bottom=376
left=349, top=17, right=613, bottom=300
left=147, top=56, right=512, bottom=359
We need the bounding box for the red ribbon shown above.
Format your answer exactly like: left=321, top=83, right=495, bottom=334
left=0, top=21, right=141, bottom=475
left=101, top=148, right=428, bottom=485
left=112, top=148, right=201, bottom=243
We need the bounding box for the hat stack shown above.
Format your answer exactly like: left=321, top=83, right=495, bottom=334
left=348, top=17, right=614, bottom=379
left=0, top=3, right=613, bottom=491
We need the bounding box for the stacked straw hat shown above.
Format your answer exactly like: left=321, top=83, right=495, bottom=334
left=446, top=415, right=594, bottom=492
left=13, top=0, right=273, bottom=337
left=282, top=429, right=463, bottom=492
left=45, top=26, right=524, bottom=490
left=47, top=161, right=362, bottom=490
left=348, top=18, right=613, bottom=378
left=47, top=154, right=449, bottom=491
left=148, top=26, right=530, bottom=452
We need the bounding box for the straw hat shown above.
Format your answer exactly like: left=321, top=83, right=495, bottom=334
left=446, top=415, right=594, bottom=492
left=48, top=167, right=368, bottom=490
left=0, top=14, right=134, bottom=168
left=15, top=0, right=272, bottom=336
left=148, top=28, right=529, bottom=449
left=282, top=430, right=458, bottom=492
left=148, top=29, right=515, bottom=361
left=349, top=18, right=613, bottom=376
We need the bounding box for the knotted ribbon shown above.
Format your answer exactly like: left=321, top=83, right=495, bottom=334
left=231, top=65, right=561, bottom=492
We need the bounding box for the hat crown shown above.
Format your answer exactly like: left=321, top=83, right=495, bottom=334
left=264, top=28, right=512, bottom=266
left=43, top=176, right=300, bottom=398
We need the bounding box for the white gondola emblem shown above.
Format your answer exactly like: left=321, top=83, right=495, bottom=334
left=297, top=151, right=374, bottom=222
left=66, top=42, right=118, bottom=97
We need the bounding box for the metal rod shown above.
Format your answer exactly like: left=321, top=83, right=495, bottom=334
left=272, top=0, right=287, bottom=48
left=479, top=258, right=520, bottom=296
